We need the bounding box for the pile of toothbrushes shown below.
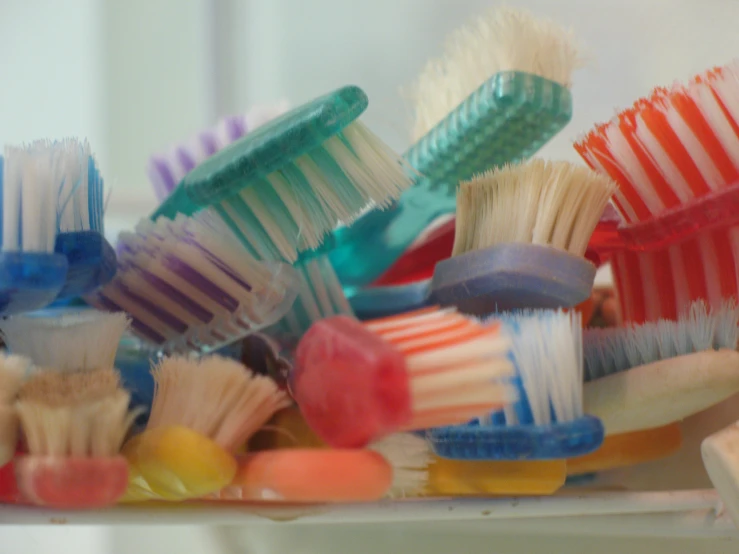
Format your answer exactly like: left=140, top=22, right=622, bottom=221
left=1, top=5, right=739, bottom=517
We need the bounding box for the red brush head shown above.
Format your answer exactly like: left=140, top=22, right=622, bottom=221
left=293, top=315, right=412, bottom=448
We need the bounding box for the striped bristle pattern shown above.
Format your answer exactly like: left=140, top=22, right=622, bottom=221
left=575, top=60, right=739, bottom=224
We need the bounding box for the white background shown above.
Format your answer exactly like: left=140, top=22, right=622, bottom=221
left=1, top=0, right=739, bottom=552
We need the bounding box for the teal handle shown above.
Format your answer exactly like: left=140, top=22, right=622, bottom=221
left=326, top=72, right=573, bottom=290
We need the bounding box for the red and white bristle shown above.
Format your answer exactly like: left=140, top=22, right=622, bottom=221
left=575, top=60, right=739, bottom=224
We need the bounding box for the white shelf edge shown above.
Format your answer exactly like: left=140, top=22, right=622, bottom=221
left=0, top=489, right=735, bottom=537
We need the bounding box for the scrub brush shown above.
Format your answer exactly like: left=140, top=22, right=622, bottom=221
left=328, top=6, right=580, bottom=290
left=431, top=159, right=616, bottom=314
left=0, top=139, right=115, bottom=314
left=293, top=307, right=515, bottom=448
left=122, top=355, right=291, bottom=501
left=14, top=367, right=139, bottom=508
left=151, top=85, right=414, bottom=264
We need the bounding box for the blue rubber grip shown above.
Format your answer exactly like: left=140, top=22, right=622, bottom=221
left=426, top=415, right=605, bottom=461
left=0, top=252, right=69, bottom=316
left=53, top=231, right=117, bottom=302
left=430, top=243, right=596, bottom=315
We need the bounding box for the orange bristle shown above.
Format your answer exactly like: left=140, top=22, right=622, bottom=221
left=575, top=60, right=739, bottom=224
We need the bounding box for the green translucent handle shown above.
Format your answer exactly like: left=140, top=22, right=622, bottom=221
left=326, top=72, right=573, bottom=292
left=151, top=85, right=368, bottom=220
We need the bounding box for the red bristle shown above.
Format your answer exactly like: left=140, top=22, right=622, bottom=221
left=679, top=238, right=711, bottom=307
left=651, top=249, right=678, bottom=321
left=713, top=228, right=739, bottom=300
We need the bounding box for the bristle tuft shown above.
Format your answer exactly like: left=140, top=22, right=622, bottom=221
left=584, top=298, right=739, bottom=381
left=2, top=138, right=103, bottom=252
left=488, top=309, right=584, bottom=426
left=147, top=355, right=291, bottom=452
left=216, top=120, right=414, bottom=262
left=369, top=433, right=430, bottom=498
left=0, top=311, right=130, bottom=371
left=16, top=388, right=136, bottom=457
left=452, top=159, right=617, bottom=257
left=366, top=307, right=516, bottom=430
left=407, top=6, right=584, bottom=141
left=574, top=59, right=739, bottom=223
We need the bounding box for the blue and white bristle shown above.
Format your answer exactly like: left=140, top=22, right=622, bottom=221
left=0, top=138, right=103, bottom=253
left=583, top=299, right=739, bottom=382
left=480, top=308, right=584, bottom=427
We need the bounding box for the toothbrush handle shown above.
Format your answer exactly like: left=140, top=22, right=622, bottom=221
left=328, top=179, right=455, bottom=292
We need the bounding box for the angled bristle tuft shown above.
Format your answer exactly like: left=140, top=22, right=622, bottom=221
left=487, top=309, right=583, bottom=426
left=575, top=59, right=739, bottom=223
left=369, top=433, right=430, bottom=498
left=407, top=6, right=584, bottom=141
left=87, top=212, right=297, bottom=353
left=366, top=307, right=516, bottom=430
left=218, top=120, right=414, bottom=263
left=452, top=159, right=616, bottom=257
left=2, top=138, right=102, bottom=252
left=0, top=310, right=130, bottom=371
left=583, top=298, right=739, bottom=381
left=147, top=355, right=291, bottom=452
left=0, top=352, right=31, bottom=403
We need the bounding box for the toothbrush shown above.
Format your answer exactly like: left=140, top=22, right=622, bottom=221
left=148, top=103, right=289, bottom=203
left=575, top=60, right=739, bottom=322
left=427, top=309, right=604, bottom=461
left=327, top=6, right=580, bottom=291
left=584, top=300, right=739, bottom=436
left=121, top=355, right=290, bottom=501
left=0, top=140, right=116, bottom=314
left=430, top=159, right=616, bottom=315
left=292, top=307, right=516, bottom=448
left=85, top=210, right=299, bottom=355
left=151, top=85, right=413, bottom=265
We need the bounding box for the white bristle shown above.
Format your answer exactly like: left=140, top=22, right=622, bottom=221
left=215, top=119, right=413, bottom=263
left=369, top=308, right=516, bottom=430
left=16, top=368, right=137, bottom=457
left=369, top=433, right=430, bottom=498
left=453, top=159, right=617, bottom=257
left=491, top=309, right=583, bottom=426
left=0, top=311, right=130, bottom=372
left=584, top=299, right=739, bottom=381
left=0, top=352, right=31, bottom=403
left=89, top=210, right=296, bottom=353
left=279, top=256, right=354, bottom=337
left=2, top=139, right=98, bottom=253
left=406, top=6, right=584, bottom=142
left=147, top=355, right=291, bottom=452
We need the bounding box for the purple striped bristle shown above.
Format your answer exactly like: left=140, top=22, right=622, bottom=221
left=132, top=263, right=213, bottom=323
left=200, top=132, right=219, bottom=156
left=161, top=254, right=239, bottom=312
left=176, top=147, right=198, bottom=173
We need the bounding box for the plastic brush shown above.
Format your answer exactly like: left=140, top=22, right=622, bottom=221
left=122, top=355, right=290, bottom=501
left=14, top=367, right=138, bottom=508
left=575, top=60, right=739, bottom=323
left=430, top=159, right=616, bottom=314
left=148, top=103, right=289, bottom=203
left=328, top=6, right=579, bottom=290
left=427, top=309, right=604, bottom=461
left=584, top=299, right=739, bottom=435
left=292, top=307, right=515, bottom=449
left=0, top=139, right=116, bottom=314
left=151, top=86, right=413, bottom=265
left=85, top=211, right=299, bottom=355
